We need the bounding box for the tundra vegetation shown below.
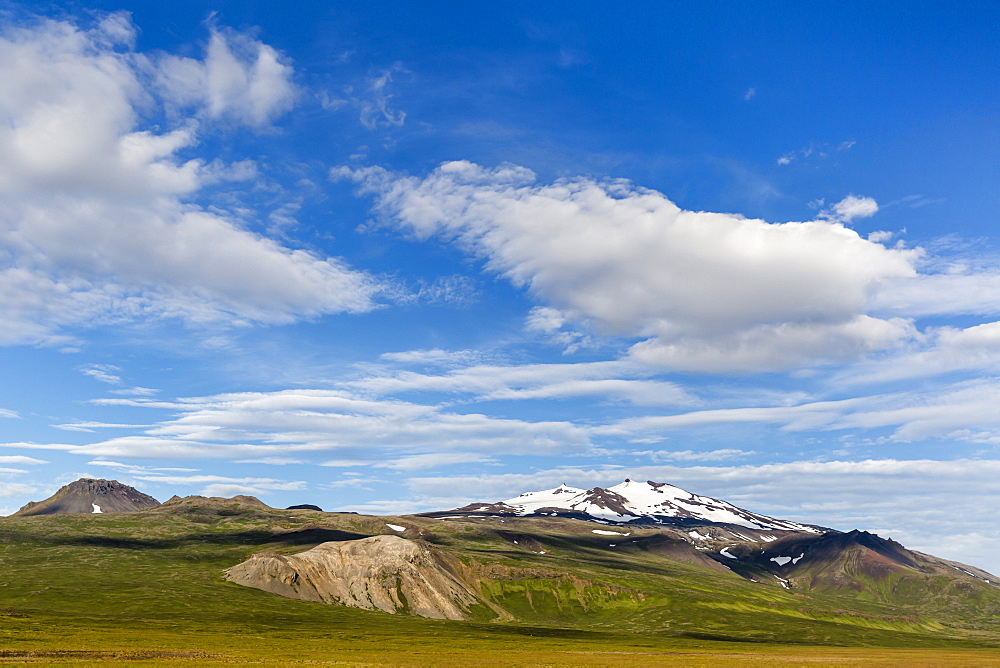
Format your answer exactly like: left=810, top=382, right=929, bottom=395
left=0, top=497, right=998, bottom=665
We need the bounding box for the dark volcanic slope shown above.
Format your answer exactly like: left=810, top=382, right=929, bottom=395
left=14, top=478, right=160, bottom=516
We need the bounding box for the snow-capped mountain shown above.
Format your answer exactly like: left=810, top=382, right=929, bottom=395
left=452, top=479, right=822, bottom=533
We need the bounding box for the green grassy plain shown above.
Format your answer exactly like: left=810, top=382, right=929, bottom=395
left=0, top=502, right=997, bottom=665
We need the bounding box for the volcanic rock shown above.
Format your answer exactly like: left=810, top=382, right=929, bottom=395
left=14, top=478, right=160, bottom=516
left=286, top=504, right=323, bottom=511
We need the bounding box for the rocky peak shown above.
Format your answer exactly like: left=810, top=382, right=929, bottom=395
left=13, top=478, right=160, bottom=516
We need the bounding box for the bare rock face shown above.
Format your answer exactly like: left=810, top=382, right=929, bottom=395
left=224, top=535, right=479, bottom=620
left=13, top=478, right=160, bottom=516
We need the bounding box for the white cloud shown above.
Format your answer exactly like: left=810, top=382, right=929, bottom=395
left=359, top=66, right=407, bottom=129
left=78, top=364, right=123, bottom=385
left=0, top=14, right=380, bottom=345
left=379, top=348, right=486, bottom=367
left=235, top=457, right=304, bottom=466
left=525, top=306, right=592, bottom=353
left=0, top=409, right=18, bottom=419
left=347, top=359, right=693, bottom=406
left=374, top=452, right=496, bottom=471
left=628, top=315, right=915, bottom=373
left=335, top=498, right=434, bottom=515
left=53, top=421, right=147, bottom=433
left=872, top=272, right=1000, bottom=318
left=85, top=460, right=196, bottom=473
left=600, top=377, right=1000, bottom=446
left=15, top=371, right=1000, bottom=465
left=326, top=476, right=379, bottom=489
left=320, top=459, right=376, bottom=468
left=338, top=161, right=918, bottom=372
left=155, top=25, right=298, bottom=128
left=0, top=482, right=39, bottom=499
left=524, top=306, right=566, bottom=334
left=133, top=473, right=305, bottom=498
left=632, top=448, right=756, bottom=462
left=320, top=65, right=407, bottom=131
left=776, top=140, right=855, bottom=166
left=17, top=389, right=592, bottom=461
left=867, top=230, right=894, bottom=243
left=822, top=194, right=879, bottom=223
left=0, top=456, right=46, bottom=465
left=108, top=387, right=159, bottom=397
left=835, top=321, right=1000, bottom=386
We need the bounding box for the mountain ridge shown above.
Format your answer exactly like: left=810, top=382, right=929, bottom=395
left=433, top=478, right=826, bottom=533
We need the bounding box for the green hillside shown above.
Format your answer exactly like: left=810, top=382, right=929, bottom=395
left=0, top=499, right=998, bottom=665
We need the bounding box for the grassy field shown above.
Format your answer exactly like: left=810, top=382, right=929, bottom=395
left=0, top=501, right=997, bottom=665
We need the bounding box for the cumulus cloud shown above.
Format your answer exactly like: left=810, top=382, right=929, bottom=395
left=155, top=25, right=298, bottom=127
left=525, top=306, right=593, bottom=353
left=0, top=13, right=379, bottom=345
left=821, top=194, right=879, bottom=223
left=337, top=161, right=918, bottom=373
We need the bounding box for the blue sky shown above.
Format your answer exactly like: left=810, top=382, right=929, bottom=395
left=1, top=1, right=999, bottom=571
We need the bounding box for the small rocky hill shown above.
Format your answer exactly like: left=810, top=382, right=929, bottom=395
left=224, top=535, right=480, bottom=620
left=159, top=494, right=271, bottom=510
left=13, top=478, right=160, bottom=516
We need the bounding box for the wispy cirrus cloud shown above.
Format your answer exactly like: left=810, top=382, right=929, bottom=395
left=319, top=64, right=407, bottom=130
left=347, top=357, right=693, bottom=406
left=78, top=364, right=123, bottom=385
left=777, top=139, right=855, bottom=165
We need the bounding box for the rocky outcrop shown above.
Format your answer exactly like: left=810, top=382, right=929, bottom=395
left=13, top=478, right=160, bottom=516
left=224, top=535, right=479, bottom=620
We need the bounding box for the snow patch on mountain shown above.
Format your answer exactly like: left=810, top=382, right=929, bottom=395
left=497, top=479, right=819, bottom=532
